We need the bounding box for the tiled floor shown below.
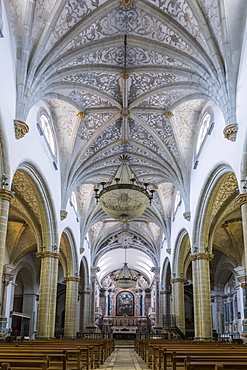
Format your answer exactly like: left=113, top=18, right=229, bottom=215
left=99, top=346, right=149, bottom=369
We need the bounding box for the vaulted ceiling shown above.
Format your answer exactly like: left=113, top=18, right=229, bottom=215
left=6, top=0, right=247, bottom=282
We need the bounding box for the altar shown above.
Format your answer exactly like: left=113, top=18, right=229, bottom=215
left=112, top=326, right=137, bottom=340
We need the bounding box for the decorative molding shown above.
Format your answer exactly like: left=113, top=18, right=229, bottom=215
left=36, top=251, right=60, bottom=259
left=120, top=108, right=131, bottom=117
left=120, top=72, right=130, bottom=79
left=120, top=0, right=133, bottom=7
left=14, top=120, right=29, bottom=139
left=64, top=276, right=80, bottom=282
left=0, top=189, right=14, bottom=202
left=223, top=123, right=238, bottom=141
left=183, top=211, right=191, bottom=221
left=236, top=193, right=247, bottom=206
left=170, top=278, right=187, bottom=284
left=60, top=210, right=68, bottom=220
left=190, top=253, right=214, bottom=261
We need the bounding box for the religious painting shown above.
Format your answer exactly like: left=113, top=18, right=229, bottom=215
left=116, top=291, right=134, bottom=316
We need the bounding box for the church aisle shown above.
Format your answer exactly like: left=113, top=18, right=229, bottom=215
left=99, top=348, right=149, bottom=370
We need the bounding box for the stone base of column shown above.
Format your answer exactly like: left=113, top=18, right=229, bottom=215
left=241, top=319, right=247, bottom=342
left=0, top=317, right=8, bottom=339
left=194, top=336, right=214, bottom=342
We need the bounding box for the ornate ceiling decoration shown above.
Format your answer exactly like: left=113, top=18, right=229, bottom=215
left=7, top=0, right=247, bottom=277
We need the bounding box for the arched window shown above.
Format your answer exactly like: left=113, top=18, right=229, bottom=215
left=195, top=109, right=214, bottom=157
left=37, top=108, right=57, bottom=161
left=70, top=191, right=78, bottom=213
left=173, top=190, right=181, bottom=214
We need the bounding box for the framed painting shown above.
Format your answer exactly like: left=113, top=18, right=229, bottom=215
left=116, top=291, right=134, bottom=316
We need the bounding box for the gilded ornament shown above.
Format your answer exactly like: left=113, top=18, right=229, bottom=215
left=164, top=111, right=174, bottom=117
left=14, top=120, right=29, bottom=139
left=120, top=72, right=130, bottom=79
left=223, top=123, right=238, bottom=141
left=120, top=108, right=131, bottom=117
left=120, top=0, right=133, bottom=7
left=77, top=111, right=86, bottom=119
left=236, top=193, right=247, bottom=206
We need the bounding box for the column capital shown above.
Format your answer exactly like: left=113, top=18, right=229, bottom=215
left=190, top=253, right=214, bottom=261
left=36, top=251, right=60, bottom=259
left=14, top=119, right=29, bottom=139
left=236, top=193, right=247, bottom=206
left=64, top=276, right=80, bottom=282
left=160, top=290, right=171, bottom=294
left=0, top=189, right=14, bottom=202
left=170, top=278, right=187, bottom=284
left=60, top=210, right=68, bottom=220
left=223, top=123, right=238, bottom=141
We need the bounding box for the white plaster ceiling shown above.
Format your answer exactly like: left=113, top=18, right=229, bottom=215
left=7, top=0, right=247, bottom=279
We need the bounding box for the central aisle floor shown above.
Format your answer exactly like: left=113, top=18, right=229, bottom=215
left=99, top=347, right=149, bottom=370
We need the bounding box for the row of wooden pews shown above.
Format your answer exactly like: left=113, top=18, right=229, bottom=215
left=134, top=338, right=247, bottom=370
left=0, top=337, right=115, bottom=370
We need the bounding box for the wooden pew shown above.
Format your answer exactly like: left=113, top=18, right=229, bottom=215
left=134, top=339, right=247, bottom=370
left=0, top=338, right=114, bottom=370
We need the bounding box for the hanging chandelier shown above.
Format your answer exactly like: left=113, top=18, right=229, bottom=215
left=94, top=155, right=155, bottom=221
left=115, top=247, right=137, bottom=289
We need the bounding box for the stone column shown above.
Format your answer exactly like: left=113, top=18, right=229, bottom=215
left=104, top=289, right=109, bottom=316
left=141, top=290, right=146, bottom=317
left=236, top=194, right=247, bottom=339
left=136, top=289, right=142, bottom=316
left=0, top=190, right=13, bottom=303
left=170, top=278, right=186, bottom=333
left=79, top=289, right=91, bottom=332
left=36, top=251, right=59, bottom=339
left=151, top=267, right=161, bottom=325
left=191, top=252, right=214, bottom=341
left=64, top=276, right=80, bottom=338
left=160, top=290, right=171, bottom=325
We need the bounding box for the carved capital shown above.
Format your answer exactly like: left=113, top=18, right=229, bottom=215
left=60, top=210, right=68, bottom=221
left=14, top=120, right=29, bottom=139
left=183, top=211, right=191, bottom=221
left=36, top=251, right=60, bottom=259
left=64, top=276, right=80, bottom=282
left=190, top=253, right=214, bottom=261
left=223, top=123, right=238, bottom=141
left=170, top=278, right=187, bottom=284
left=0, top=189, right=14, bottom=202
left=236, top=193, right=247, bottom=207
left=120, top=0, right=133, bottom=7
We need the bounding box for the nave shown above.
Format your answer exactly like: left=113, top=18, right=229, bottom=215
left=99, top=342, right=148, bottom=370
